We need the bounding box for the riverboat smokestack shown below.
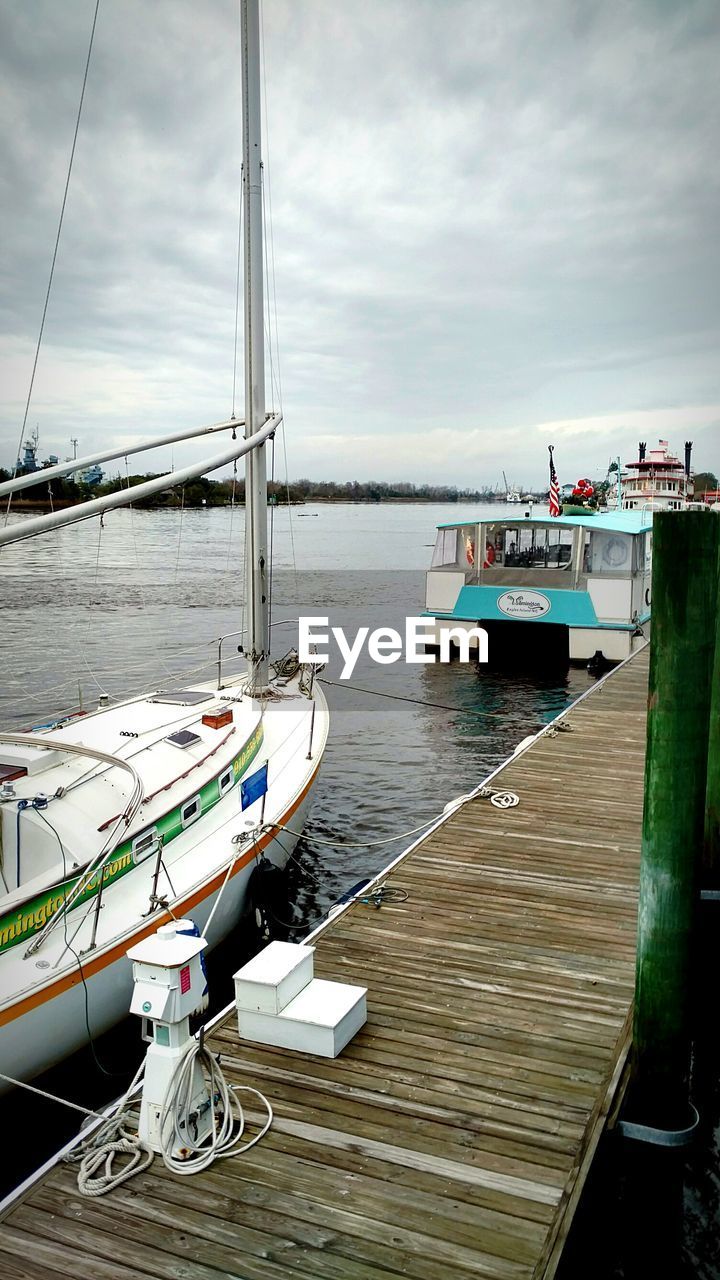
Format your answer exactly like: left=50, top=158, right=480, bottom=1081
left=638, top=442, right=646, bottom=462
left=685, top=441, right=693, bottom=478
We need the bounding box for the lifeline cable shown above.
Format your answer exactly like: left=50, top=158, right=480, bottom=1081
left=34, top=808, right=124, bottom=1079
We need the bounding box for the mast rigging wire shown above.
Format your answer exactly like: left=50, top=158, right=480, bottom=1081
left=232, top=169, right=244, bottom=418
left=258, top=7, right=298, bottom=587
left=4, top=0, right=101, bottom=527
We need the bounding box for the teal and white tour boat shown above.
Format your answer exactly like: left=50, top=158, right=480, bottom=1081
left=424, top=510, right=652, bottom=664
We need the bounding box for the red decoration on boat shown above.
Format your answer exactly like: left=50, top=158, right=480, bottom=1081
left=202, top=709, right=234, bottom=730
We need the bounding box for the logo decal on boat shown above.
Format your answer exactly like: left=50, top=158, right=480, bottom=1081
left=497, top=590, right=551, bottom=619
left=0, top=722, right=265, bottom=955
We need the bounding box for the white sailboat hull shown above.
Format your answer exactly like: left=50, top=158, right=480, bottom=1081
left=0, top=792, right=312, bottom=1089
left=0, top=672, right=327, bottom=1093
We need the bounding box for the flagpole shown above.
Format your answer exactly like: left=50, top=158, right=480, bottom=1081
left=548, top=445, right=560, bottom=517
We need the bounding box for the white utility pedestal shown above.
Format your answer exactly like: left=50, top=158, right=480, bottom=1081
left=127, top=919, right=210, bottom=1155
left=234, top=940, right=367, bottom=1058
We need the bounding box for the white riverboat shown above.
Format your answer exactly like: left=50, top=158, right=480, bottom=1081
left=424, top=510, right=652, bottom=664
left=620, top=439, right=694, bottom=511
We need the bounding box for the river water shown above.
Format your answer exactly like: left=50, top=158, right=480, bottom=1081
left=0, top=500, right=589, bottom=914
left=0, top=501, right=717, bottom=1276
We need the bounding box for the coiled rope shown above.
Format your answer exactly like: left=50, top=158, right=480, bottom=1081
left=64, top=1060, right=152, bottom=1197
left=159, top=1035, right=272, bottom=1176
left=63, top=1033, right=273, bottom=1193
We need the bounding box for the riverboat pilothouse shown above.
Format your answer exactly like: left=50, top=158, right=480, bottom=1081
left=424, top=511, right=652, bottom=665
left=620, top=439, right=694, bottom=511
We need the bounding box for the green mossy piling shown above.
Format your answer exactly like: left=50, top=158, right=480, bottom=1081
left=632, top=511, right=719, bottom=1129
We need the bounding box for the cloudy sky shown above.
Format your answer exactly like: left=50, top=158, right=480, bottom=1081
left=1, top=0, right=718, bottom=490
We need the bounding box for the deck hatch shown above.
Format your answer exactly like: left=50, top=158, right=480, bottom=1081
left=165, top=729, right=202, bottom=749
left=151, top=690, right=214, bottom=706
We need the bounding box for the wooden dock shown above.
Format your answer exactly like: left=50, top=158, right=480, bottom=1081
left=0, top=647, right=650, bottom=1280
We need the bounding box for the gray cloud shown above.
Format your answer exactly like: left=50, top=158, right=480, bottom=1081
left=1, top=0, right=718, bottom=486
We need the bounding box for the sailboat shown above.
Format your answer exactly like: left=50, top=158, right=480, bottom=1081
left=502, top=470, right=521, bottom=503
left=0, top=0, right=329, bottom=1090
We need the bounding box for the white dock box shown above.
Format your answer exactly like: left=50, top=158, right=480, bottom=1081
left=237, top=977, right=367, bottom=1058
left=233, top=940, right=315, bottom=1015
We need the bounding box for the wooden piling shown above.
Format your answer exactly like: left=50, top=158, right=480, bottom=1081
left=702, top=522, right=720, bottom=885
left=632, top=511, right=719, bottom=1129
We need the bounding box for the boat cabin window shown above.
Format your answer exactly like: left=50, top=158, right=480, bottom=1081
left=132, top=827, right=160, bottom=865
left=431, top=525, right=479, bottom=570
left=587, top=530, right=633, bottom=573
left=499, top=525, right=573, bottom=568
left=218, top=767, right=234, bottom=796
left=459, top=526, right=478, bottom=569
left=431, top=529, right=459, bottom=567
left=181, top=796, right=201, bottom=828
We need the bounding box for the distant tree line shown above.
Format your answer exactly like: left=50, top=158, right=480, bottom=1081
left=4, top=464, right=717, bottom=510
left=0, top=468, right=502, bottom=509
left=0, top=468, right=85, bottom=506
left=694, top=471, right=718, bottom=495
left=271, top=478, right=499, bottom=504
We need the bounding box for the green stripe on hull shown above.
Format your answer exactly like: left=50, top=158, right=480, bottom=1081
left=0, top=721, right=264, bottom=956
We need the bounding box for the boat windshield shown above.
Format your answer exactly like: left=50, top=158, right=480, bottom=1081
left=486, top=524, right=574, bottom=569
left=430, top=521, right=648, bottom=588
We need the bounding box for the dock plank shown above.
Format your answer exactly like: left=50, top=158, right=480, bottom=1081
left=0, top=646, right=650, bottom=1279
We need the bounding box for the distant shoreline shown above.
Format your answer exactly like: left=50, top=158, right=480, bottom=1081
left=5, top=494, right=538, bottom=514
left=0, top=469, right=540, bottom=512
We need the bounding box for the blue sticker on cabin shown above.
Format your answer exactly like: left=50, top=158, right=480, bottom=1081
left=241, top=761, right=268, bottom=810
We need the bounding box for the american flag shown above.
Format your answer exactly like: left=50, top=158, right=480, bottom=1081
left=548, top=446, right=560, bottom=517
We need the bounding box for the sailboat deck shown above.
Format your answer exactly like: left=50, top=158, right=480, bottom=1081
left=0, top=646, right=650, bottom=1279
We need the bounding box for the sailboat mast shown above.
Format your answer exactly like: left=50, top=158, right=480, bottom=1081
left=241, top=0, right=269, bottom=694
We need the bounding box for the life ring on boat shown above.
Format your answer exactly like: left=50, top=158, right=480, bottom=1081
left=483, top=542, right=496, bottom=569
left=465, top=536, right=475, bottom=567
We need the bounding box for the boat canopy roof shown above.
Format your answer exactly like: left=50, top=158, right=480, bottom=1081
left=436, top=511, right=653, bottom=535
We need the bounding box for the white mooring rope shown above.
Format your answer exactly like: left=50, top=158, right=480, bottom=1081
left=159, top=1036, right=272, bottom=1177
left=60, top=1036, right=272, bottom=1194
left=64, top=1060, right=153, bottom=1197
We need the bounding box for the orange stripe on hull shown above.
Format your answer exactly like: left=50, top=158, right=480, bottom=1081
left=0, top=765, right=318, bottom=1029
